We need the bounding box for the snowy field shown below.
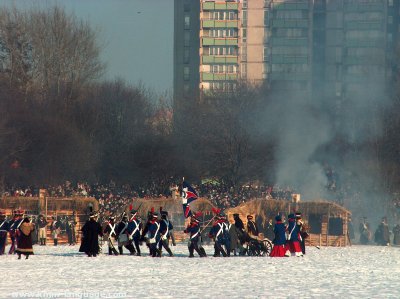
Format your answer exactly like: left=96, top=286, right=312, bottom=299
left=0, top=243, right=399, bottom=299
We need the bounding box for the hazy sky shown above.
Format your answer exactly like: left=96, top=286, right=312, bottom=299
left=0, top=0, right=174, bottom=93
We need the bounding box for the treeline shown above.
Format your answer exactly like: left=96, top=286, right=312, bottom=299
left=2, top=5, right=400, bottom=200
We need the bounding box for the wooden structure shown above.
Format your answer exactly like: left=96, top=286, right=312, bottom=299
left=226, top=198, right=352, bottom=247
left=0, top=192, right=98, bottom=245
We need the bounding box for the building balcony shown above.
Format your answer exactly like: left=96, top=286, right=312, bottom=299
left=345, top=21, right=383, bottom=30
left=269, top=72, right=310, bottom=81
left=344, top=3, right=384, bottom=12
left=202, top=55, right=238, bottom=64
left=202, top=2, right=239, bottom=11
left=271, top=19, right=308, bottom=28
left=272, top=2, right=309, bottom=10
left=345, top=38, right=385, bottom=48
left=202, top=20, right=239, bottom=28
left=202, top=37, right=238, bottom=46
left=344, top=56, right=385, bottom=65
left=272, top=54, right=308, bottom=64
left=201, top=72, right=238, bottom=81
left=272, top=37, right=309, bottom=46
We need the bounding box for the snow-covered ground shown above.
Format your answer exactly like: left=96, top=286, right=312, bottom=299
left=0, top=243, right=399, bottom=299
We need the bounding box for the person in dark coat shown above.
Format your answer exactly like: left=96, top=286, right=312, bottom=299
left=16, top=217, right=35, bottom=259
left=233, top=213, right=247, bottom=245
left=79, top=212, right=103, bottom=257
left=270, top=215, right=287, bottom=257
left=0, top=211, right=10, bottom=255
left=374, top=217, right=390, bottom=246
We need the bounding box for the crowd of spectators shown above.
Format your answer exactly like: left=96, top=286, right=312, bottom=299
left=199, top=183, right=295, bottom=209
left=2, top=175, right=355, bottom=213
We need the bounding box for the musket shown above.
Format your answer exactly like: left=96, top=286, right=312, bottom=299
left=200, top=214, right=217, bottom=234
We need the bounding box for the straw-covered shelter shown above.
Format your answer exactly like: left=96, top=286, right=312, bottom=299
left=0, top=190, right=98, bottom=244
left=226, top=198, right=352, bottom=247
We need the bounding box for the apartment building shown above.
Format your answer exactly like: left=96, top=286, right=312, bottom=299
left=174, top=0, right=398, bottom=102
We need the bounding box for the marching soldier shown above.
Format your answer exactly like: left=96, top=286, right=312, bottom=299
left=0, top=211, right=10, bottom=255
left=158, top=210, right=174, bottom=257
left=147, top=213, right=161, bottom=257
left=9, top=210, right=23, bottom=254
left=103, top=216, right=119, bottom=255
left=209, top=212, right=230, bottom=257
left=116, top=214, right=135, bottom=255
left=127, top=209, right=142, bottom=256
left=184, top=212, right=206, bottom=258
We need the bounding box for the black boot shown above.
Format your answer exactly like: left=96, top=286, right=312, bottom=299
left=166, top=248, right=174, bottom=257
left=188, top=247, right=194, bottom=258
left=18, top=253, right=21, bottom=260
left=25, top=255, right=29, bottom=260
left=118, top=247, right=123, bottom=255
left=108, top=248, right=113, bottom=255
left=54, top=239, right=58, bottom=246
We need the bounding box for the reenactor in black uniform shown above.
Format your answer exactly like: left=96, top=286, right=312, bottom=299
left=158, top=211, right=174, bottom=257
left=127, top=209, right=142, bottom=256
left=116, top=214, right=135, bottom=255
left=103, top=216, right=119, bottom=255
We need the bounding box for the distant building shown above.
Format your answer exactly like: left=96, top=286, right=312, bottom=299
left=174, top=0, right=398, bottom=102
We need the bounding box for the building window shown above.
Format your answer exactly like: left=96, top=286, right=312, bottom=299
left=184, top=31, right=190, bottom=46
left=242, top=28, right=247, bottom=42
left=242, top=10, right=247, bottom=27
left=242, top=0, right=248, bottom=9
left=389, top=0, right=393, bottom=6
left=263, top=46, right=269, bottom=61
left=183, top=66, right=190, bottom=81
left=184, top=3, right=190, bottom=12
left=184, top=15, right=190, bottom=29
left=388, top=16, right=393, bottom=24
left=183, top=84, right=190, bottom=94
left=184, top=48, right=189, bottom=64
left=264, top=10, right=270, bottom=26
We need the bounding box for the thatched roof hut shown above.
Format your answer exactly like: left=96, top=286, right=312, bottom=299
left=226, top=198, right=352, bottom=247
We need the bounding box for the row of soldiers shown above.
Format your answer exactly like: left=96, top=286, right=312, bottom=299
left=0, top=210, right=76, bottom=255
left=79, top=208, right=176, bottom=257
left=78, top=207, right=273, bottom=258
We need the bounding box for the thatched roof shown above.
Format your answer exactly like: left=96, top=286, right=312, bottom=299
left=226, top=198, right=351, bottom=223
